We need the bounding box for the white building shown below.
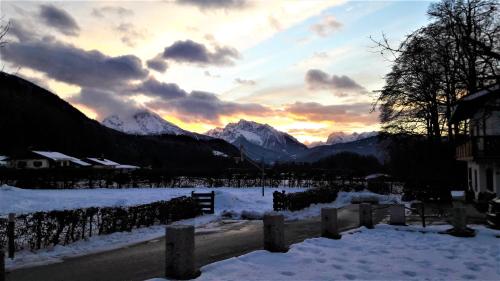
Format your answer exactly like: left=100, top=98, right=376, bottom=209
left=8, top=151, right=91, bottom=169
left=451, top=85, right=500, bottom=200
left=86, top=157, right=140, bottom=171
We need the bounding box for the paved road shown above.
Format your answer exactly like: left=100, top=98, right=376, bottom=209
left=7, top=205, right=388, bottom=281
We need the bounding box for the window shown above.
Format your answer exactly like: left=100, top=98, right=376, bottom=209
left=33, top=161, right=43, bottom=168
left=474, top=169, right=478, bottom=191
left=486, top=168, right=494, bottom=192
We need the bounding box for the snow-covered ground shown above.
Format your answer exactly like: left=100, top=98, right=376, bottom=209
left=152, top=224, right=500, bottom=281
left=2, top=185, right=401, bottom=270
left=0, top=185, right=306, bottom=216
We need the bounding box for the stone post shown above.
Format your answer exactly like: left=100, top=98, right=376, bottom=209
left=452, top=207, right=467, bottom=231
left=263, top=213, right=287, bottom=252
left=359, top=203, right=373, bottom=229
left=321, top=208, right=341, bottom=239
left=389, top=204, right=406, bottom=225
left=165, top=225, right=199, bottom=280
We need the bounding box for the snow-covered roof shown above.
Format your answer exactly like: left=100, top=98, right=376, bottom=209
left=32, top=151, right=91, bottom=166
left=87, top=158, right=120, bottom=166
left=0, top=155, right=8, bottom=166
left=365, top=173, right=391, bottom=180
left=115, top=164, right=140, bottom=169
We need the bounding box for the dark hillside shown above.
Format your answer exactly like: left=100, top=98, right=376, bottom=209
left=0, top=72, right=239, bottom=171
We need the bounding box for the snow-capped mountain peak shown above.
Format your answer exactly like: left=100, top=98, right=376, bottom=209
left=326, top=131, right=378, bottom=145
left=102, top=110, right=191, bottom=136
left=206, top=119, right=307, bottom=162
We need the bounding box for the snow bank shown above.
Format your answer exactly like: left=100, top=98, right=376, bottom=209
left=159, top=224, right=499, bottom=281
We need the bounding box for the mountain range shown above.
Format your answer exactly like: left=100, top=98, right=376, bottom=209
left=0, top=72, right=238, bottom=171
left=1, top=72, right=382, bottom=166
left=101, top=110, right=382, bottom=163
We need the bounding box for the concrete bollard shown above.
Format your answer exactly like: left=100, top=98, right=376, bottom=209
left=359, top=203, right=373, bottom=229
left=165, top=225, right=199, bottom=280
left=389, top=204, right=406, bottom=225
left=321, top=208, right=341, bottom=239
left=1, top=249, right=4, bottom=281
left=263, top=213, right=287, bottom=252
left=452, top=207, right=467, bottom=231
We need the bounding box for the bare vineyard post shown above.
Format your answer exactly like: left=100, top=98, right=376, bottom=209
left=1, top=248, right=5, bottom=281
left=7, top=213, right=15, bottom=259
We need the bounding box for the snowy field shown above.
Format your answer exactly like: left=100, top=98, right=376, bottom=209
left=3, top=184, right=400, bottom=270
left=152, top=224, right=500, bottom=281
left=0, top=185, right=307, bottom=216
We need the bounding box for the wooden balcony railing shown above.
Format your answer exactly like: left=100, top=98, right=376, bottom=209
left=456, top=136, right=500, bottom=160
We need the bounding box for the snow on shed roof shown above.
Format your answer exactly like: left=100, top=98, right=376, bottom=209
left=115, top=164, right=140, bottom=169
left=32, top=151, right=91, bottom=166
left=87, top=158, right=120, bottom=166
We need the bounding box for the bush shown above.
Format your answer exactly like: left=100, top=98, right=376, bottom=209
left=0, top=196, right=201, bottom=251
left=273, top=187, right=339, bottom=211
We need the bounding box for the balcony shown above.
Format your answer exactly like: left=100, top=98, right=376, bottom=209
left=456, top=136, right=500, bottom=161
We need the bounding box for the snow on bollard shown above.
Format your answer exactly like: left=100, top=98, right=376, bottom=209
left=165, top=225, right=199, bottom=280
left=359, top=203, right=373, bottom=229
left=263, top=213, right=287, bottom=252
left=389, top=204, right=406, bottom=225
left=321, top=208, right=341, bottom=239
left=0, top=249, right=4, bottom=281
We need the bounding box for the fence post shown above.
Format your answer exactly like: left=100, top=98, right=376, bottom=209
left=389, top=204, right=406, bottom=225
left=263, top=213, right=287, bottom=252
left=359, top=203, right=373, bottom=229
left=210, top=191, right=215, bottom=214
left=1, top=248, right=4, bottom=281
left=321, top=208, right=341, bottom=239
left=165, top=225, right=199, bottom=279
left=7, top=213, right=15, bottom=259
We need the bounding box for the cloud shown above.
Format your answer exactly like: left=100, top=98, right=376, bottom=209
left=69, top=88, right=140, bottom=119
left=305, top=69, right=366, bottom=95
left=115, top=23, right=145, bottom=47
left=204, top=71, right=221, bottom=78
left=91, top=6, right=134, bottom=18
left=39, top=5, right=80, bottom=36
left=310, top=15, right=342, bottom=37
left=148, top=90, right=271, bottom=123
left=7, top=19, right=37, bottom=42
left=285, top=101, right=377, bottom=124
left=1, top=38, right=148, bottom=89
left=234, top=78, right=256, bottom=86
left=176, top=0, right=248, bottom=10
left=133, top=78, right=187, bottom=99
left=146, top=55, right=168, bottom=73
left=163, top=40, right=240, bottom=66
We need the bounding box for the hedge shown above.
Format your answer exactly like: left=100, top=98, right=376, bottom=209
left=273, top=187, right=339, bottom=211
left=0, top=196, right=201, bottom=252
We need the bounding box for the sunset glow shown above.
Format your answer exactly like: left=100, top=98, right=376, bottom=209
left=1, top=0, right=432, bottom=142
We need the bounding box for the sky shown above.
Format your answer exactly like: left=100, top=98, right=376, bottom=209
left=0, top=0, right=433, bottom=144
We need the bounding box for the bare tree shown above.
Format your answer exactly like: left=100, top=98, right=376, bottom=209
left=373, top=0, right=499, bottom=140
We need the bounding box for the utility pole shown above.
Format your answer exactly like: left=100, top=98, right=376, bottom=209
left=237, top=145, right=266, bottom=196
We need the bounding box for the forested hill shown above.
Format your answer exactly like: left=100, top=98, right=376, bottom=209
left=0, top=72, right=239, bottom=172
